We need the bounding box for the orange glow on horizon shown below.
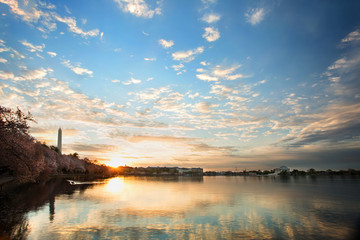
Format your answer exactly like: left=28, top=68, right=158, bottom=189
left=106, top=158, right=126, bottom=168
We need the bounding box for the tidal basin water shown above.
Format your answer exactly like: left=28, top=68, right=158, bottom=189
left=2, top=176, right=360, bottom=239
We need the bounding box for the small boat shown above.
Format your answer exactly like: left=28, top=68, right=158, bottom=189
left=67, top=180, right=76, bottom=185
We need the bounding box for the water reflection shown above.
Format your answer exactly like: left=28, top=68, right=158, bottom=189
left=106, top=177, right=125, bottom=194
left=1, top=176, right=360, bottom=239
left=0, top=177, right=96, bottom=239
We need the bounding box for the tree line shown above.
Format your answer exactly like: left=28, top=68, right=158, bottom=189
left=0, top=105, right=112, bottom=184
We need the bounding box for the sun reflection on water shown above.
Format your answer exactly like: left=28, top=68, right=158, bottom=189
left=17, top=176, right=360, bottom=240
left=105, top=177, right=125, bottom=193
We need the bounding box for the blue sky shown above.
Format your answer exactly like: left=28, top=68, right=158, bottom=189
left=1, top=0, right=360, bottom=170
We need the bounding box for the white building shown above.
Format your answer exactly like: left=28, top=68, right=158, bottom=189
left=177, top=167, right=203, bottom=175
left=274, top=166, right=290, bottom=175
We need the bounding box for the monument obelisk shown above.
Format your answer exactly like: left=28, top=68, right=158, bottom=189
left=57, top=128, right=62, bottom=154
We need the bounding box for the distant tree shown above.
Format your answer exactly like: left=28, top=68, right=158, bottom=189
left=50, top=145, right=60, bottom=154
left=41, top=141, right=49, bottom=148
left=291, top=169, right=306, bottom=176
left=279, top=170, right=290, bottom=177
left=307, top=168, right=316, bottom=175
left=71, top=152, right=79, bottom=158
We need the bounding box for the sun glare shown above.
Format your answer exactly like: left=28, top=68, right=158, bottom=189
left=106, top=177, right=125, bottom=193
left=106, top=156, right=127, bottom=168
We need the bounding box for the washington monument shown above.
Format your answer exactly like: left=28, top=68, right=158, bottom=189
left=57, top=128, right=62, bottom=154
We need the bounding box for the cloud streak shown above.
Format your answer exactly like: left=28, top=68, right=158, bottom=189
left=53, top=14, right=100, bottom=38
left=201, top=13, right=220, bottom=24
left=62, top=60, right=93, bottom=77
left=123, top=77, right=141, bottom=85
left=172, top=46, right=204, bottom=62
left=245, top=8, right=266, bottom=25
left=20, top=40, right=45, bottom=52
left=114, top=0, right=161, bottom=18
left=0, top=0, right=100, bottom=38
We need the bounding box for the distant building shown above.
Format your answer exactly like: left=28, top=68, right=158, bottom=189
left=177, top=167, right=203, bottom=175
left=57, top=128, right=62, bottom=154
left=274, top=166, right=290, bottom=175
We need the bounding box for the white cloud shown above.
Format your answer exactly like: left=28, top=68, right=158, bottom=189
left=188, top=92, right=199, bottom=99
left=0, top=48, right=9, bottom=53
left=123, top=77, right=141, bottom=85
left=22, top=68, right=52, bottom=80
left=201, top=0, right=217, bottom=3
left=201, top=0, right=217, bottom=8
left=144, top=57, right=156, bottom=61
left=53, top=14, right=100, bottom=38
left=196, top=74, right=218, bottom=82
left=20, top=40, right=45, bottom=52
left=0, top=0, right=100, bottom=38
left=64, top=5, right=72, bottom=14
left=158, top=39, right=174, bottom=49
left=132, top=87, right=170, bottom=103
left=202, top=27, right=220, bottom=42
left=72, top=67, right=93, bottom=76
left=0, top=58, right=7, bottom=63
left=195, top=102, right=216, bottom=114
left=0, top=68, right=52, bottom=81
left=225, top=73, right=246, bottom=80
left=210, top=84, right=238, bottom=96
left=200, top=61, right=209, bottom=66
left=0, top=0, right=42, bottom=22
left=112, top=80, right=121, bottom=83
left=172, top=63, right=184, bottom=71
left=201, top=13, right=220, bottom=23
left=327, top=57, right=360, bottom=71
left=341, top=30, right=360, bottom=43
left=62, top=60, right=93, bottom=77
left=47, top=51, right=57, bottom=57
left=196, top=64, right=246, bottom=83
left=154, top=92, right=187, bottom=112
left=245, top=8, right=266, bottom=25
left=35, top=81, right=51, bottom=88
left=0, top=40, right=25, bottom=59
left=114, top=0, right=161, bottom=18
left=0, top=70, right=14, bottom=79
left=38, top=1, right=56, bottom=10
left=212, top=65, right=245, bottom=80
left=172, top=46, right=204, bottom=62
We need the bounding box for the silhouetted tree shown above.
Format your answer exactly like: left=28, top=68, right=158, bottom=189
left=50, top=145, right=60, bottom=154
left=307, top=168, right=316, bottom=175
left=0, top=106, right=45, bottom=182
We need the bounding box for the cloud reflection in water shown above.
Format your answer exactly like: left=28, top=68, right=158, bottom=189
left=16, top=176, right=360, bottom=239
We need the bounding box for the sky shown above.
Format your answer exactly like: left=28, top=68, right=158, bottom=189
left=1, top=0, right=360, bottom=171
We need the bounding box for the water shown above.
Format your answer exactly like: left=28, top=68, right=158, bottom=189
left=1, top=176, right=360, bottom=239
